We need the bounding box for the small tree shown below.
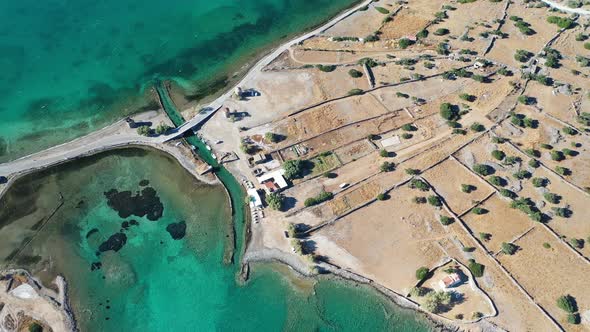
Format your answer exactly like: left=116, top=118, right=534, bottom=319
left=471, top=207, right=487, bottom=215
left=491, top=150, right=505, bottom=160
left=380, top=161, right=394, bottom=172
left=410, top=179, right=429, bottom=191
left=440, top=215, right=454, bottom=225
left=499, top=189, right=516, bottom=198
left=440, top=103, right=459, bottom=121
left=416, top=266, right=429, bottom=281
left=155, top=123, right=171, bottom=135
left=461, top=184, right=476, bottom=193
left=470, top=122, right=485, bottom=132
left=570, top=238, right=584, bottom=249
left=428, top=195, right=442, bottom=207
left=28, top=323, right=43, bottom=332
left=267, top=192, right=284, bottom=211
left=380, top=149, right=390, bottom=158
left=137, top=125, right=151, bottom=136
left=468, top=259, right=485, bottom=277
left=556, top=295, right=578, bottom=313
left=348, top=69, right=363, bottom=78
left=501, top=242, right=518, bottom=255
left=283, top=159, right=305, bottom=179
left=265, top=132, right=280, bottom=143
left=473, top=164, right=493, bottom=176
left=405, top=168, right=420, bottom=175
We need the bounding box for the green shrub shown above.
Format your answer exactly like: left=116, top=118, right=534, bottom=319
left=514, top=50, right=533, bottom=63
left=570, top=238, right=584, bottom=249
left=402, top=124, right=417, bottom=131
left=348, top=69, right=363, bottom=78
left=265, top=132, right=280, bottom=143
left=501, top=242, right=518, bottom=255
left=556, top=295, right=578, bottom=313
left=427, top=195, right=442, bottom=207
left=410, top=179, right=429, bottom=191
left=543, top=192, right=560, bottom=204
left=479, top=232, right=491, bottom=241
left=439, top=103, right=459, bottom=121
left=137, top=125, right=151, bottom=136
left=433, top=28, right=450, bottom=36
left=440, top=216, right=454, bottom=225
left=423, top=291, right=452, bottom=313
left=517, top=95, right=534, bottom=105
left=468, top=259, right=485, bottom=277
left=532, top=177, right=547, bottom=187
left=513, top=170, right=531, bottom=180
left=491, top=150, right=505, bottom=160
left=405, top=168, right=420, bottom=175
left=504, top=156, right=521, bottom=165
left=316, top=64, right=336, bottom=72
left=155, top=123, right=171, bottom=135
left=380, top=161, right=394, bottom=172
left=375, top=6, right=390, bottom=14
left=416, top=266, right=429, bottom=280
left=562, top=126, right=578, bottom=136
left=461, top=184, right=476, bottom=193
left=567, top=313, right=581, bottom=325
left=499, top=189, right=516, bottom=198
left=547, top=16, right=576, bottom=29
left=376, top=193, right=388, bottom=201
left=470, top=122, right=485, bottom=132
left=380, top=149, right=390, bottom=158
left=540, top=143, right=553, bottom=150
left=551, top=150, right=565, bottom=161
left=528, top=159, right=540, bottom=168
left=472, top=207, right=487, bottom=215
left=524, top=149, right=540, bottom=158
left=347, top=88, right=364, bottom=96
left=398, top=38, right=414, bottom=49
left=474, top=164, right=493, bottom=176
left=555, top=166, right=570, bottom=176
left=543, top=242, right=551, bottom=249
left=304, top=191, right=333, bottom=207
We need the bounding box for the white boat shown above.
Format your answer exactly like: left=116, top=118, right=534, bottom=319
left=212, top=154, right=217, bottom=160
left=206, top=145, right=212, bottom=151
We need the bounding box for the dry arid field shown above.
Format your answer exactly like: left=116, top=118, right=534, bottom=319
left=197, top=0, right=590, bottom=330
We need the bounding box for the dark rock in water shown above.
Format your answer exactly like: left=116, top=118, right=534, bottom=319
left=104, top=187, right=164, bottom=221
left=166, top=221, right=186, bottom=240
left=76, top=200, right=85, bottom=208
left=121, top=221, right=129, bottom=229
left=139, top=179, right=149, bottom=186
left=129, top=219, right=139, bottom=226
left=98, top=233, right=127, bottom=252
left=91, top=262, right=102, bottom=271
left=86, top=228, right=99, bottom=239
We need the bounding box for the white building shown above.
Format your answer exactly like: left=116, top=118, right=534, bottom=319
left=256, top=169, right=289, bottom=193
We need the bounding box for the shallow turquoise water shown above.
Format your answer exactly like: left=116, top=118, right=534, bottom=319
left=0, top=149, right=432, bottom=331
left=0, top=0, right=359, bottom=161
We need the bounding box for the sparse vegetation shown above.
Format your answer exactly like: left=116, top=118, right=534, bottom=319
left=304, top=191, right=333, bottom=207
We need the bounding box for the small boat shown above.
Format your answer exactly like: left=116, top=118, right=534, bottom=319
left=212, top=154, right=217, bottom=160
left=206, top=145, right=212, bottom=151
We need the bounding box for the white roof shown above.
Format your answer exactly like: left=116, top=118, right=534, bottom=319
left=247, top=188, right=263, bottom=207
left=256, top=169, right=288, bottom=189
left=380, top=136, right=401, bottom=148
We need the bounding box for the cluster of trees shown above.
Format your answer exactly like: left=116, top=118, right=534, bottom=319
left=547, top=16, right=576, bottom=29
left=510, top=16, right=535, bottom=35
left=514, top=49, right=533, bottom=63
left=557, top=295, right=580, bottom=324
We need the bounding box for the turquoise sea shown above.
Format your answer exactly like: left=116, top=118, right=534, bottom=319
left=0, top=0, right=360, bottom=162
left=0, top=148, right=431, bottom=331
